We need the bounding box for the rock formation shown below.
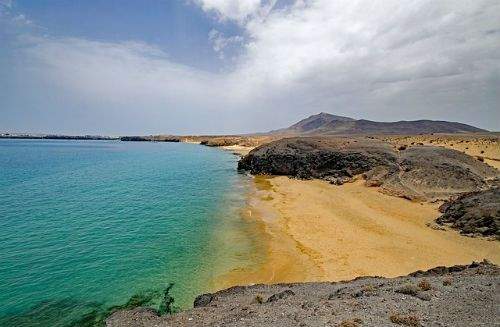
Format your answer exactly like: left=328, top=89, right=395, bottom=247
left=238, top=137, right=498, bottom=201
left=436, top=188, right=499, bottom=239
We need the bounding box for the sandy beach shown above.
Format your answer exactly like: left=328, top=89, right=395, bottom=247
left=216, top=175, right=500, bottom=289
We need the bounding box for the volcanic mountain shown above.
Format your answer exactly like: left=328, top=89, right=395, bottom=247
left=270, top=112, right=487, bottom=135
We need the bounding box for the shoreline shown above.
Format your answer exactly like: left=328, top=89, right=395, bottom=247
left=215, top=175, right=500, bottom=288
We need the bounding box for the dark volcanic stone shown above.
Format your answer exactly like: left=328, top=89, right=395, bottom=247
left=436, top=188, right=499, bottom=238
left=238, top=137, right=498, bottom=201
left=266, top=289, right=295, bottom=303
left=193, top=293, right=214, bottom=307
left=238, top=137, right=398, bottom=182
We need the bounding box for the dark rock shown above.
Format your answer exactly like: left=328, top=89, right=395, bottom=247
left=416, top=293, right=432, bottom=301
left=267, top=289, right=295, bottom=302
left=238, top=137, right=398, bottom=182
left=408, top=260, right=493, bottom=277
left=193, top=293, right=214, bottom=307
left=120, top=136, right=150, bottom=141
left=436, top=188, right=499, bottom=238
left=238, top=137, right=498, bottom=201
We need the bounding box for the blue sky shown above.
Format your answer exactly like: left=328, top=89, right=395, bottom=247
left=10, top=0, right=240, bottom=70
left=1, top=0, right=499, bottom=134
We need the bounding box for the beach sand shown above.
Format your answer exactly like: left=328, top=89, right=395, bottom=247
left=221, top=145, right=253, bottom=156
left=215, top=176, right=500, bottom=289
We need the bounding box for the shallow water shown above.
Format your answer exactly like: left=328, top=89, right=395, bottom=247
left=0, top=139, right=256, bottom=326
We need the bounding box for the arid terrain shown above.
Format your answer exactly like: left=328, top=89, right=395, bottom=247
left=107, top=261, right=498, bottom=327
left=380, top=133, right=500, bottom=169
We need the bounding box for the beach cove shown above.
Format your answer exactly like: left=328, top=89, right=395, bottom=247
left=215, top=174, right=500, bottom=289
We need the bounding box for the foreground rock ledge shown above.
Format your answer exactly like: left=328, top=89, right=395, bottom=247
left=106, top=261, right=498, bottom=327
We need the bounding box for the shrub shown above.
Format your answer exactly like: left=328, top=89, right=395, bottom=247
left=390, top=314, right=421, bottom=326
left=396, top=284, right=419, bottom=296
left=339, top=318, right=362, bottom=327
left=254, top=295, right=263, bottom=304
left=418, top=279, right=431, bottom=291
left=443, top=277, right=453, bottom=286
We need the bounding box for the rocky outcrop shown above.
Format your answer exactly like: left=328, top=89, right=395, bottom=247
left=436, top=188, right=499, bottom=239
left=120, top=136, right=180, bottom=142
left=120, top=136, right=151, bottom=141
left=238, top=137, right=399, bottom=184
left=106, top=261, right=499, bottom=327
left=238, top=137, right=498, bottom=201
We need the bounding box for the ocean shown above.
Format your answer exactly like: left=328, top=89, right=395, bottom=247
left=0, top=139, right=257, bottom=326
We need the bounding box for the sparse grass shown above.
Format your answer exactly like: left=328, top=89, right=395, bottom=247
left=363, top=284, right=376, bottom=292
left=443, top=277, right=453, bottom=286
left=390, top=313, right=421, bottom=326
left=418, top=279, right=431, bottom=291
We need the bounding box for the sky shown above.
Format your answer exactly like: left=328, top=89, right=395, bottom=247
left=0, top=0, right=499, bottom=135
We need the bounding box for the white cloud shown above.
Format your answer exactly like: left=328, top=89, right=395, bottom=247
left=208, top=29, right=244, bottom=59
left=195, top=0, right=261, bottom=22
left=2, top=0, right=500, bottom=133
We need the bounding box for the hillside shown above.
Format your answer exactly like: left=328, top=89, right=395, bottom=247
left=270, top=113, right=487, bottom=135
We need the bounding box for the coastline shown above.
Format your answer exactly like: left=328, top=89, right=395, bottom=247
left=216, top=175, right=500, bottom=288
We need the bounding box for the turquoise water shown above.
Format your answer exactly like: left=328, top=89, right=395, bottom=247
left=0, top=139, right=256, bottom=326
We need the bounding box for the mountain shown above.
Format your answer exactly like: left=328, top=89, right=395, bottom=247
left=270, top=112, right=487, bottom=135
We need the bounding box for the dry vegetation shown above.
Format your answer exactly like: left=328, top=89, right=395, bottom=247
left=389, top=313, right=421, bottom=326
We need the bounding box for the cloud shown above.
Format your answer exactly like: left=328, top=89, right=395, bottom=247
left=2, top=0, right=500, bottom=134
left=208, top=29, right=244, bottom=59
left=194, top=0, right=264, bottom=23
left=231, top=0, right=500, bottom=128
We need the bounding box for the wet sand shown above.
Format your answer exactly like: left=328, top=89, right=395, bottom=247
left=216, top=176, right=500, bottom=288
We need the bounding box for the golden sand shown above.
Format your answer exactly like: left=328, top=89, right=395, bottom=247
left=216, top=176, right=500, bottom=289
